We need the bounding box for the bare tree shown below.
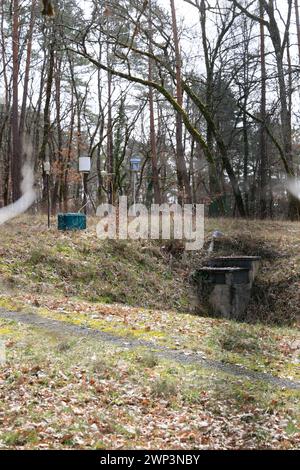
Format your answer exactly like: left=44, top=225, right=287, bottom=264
left=170, top=0, right=192, bottom=204
left=148, top=0, right=161, bottom=204
left=259, top=0, right=268, bottom=218
left=11, top=0, right=22, bottom=201
left=295, top=0, right=300, bottom=62
left=233, top=0, right=298, bottom=218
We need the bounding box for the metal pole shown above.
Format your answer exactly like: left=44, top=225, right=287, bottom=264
left=47, top=173, right=50, bottom=228
left=133, top=171, right=136, bottom=209
left=83, top=173, right=88, bottom=215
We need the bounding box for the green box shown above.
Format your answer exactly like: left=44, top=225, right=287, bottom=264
left=58, top=213, right=87, bottom=231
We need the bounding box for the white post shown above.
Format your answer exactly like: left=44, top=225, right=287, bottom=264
left=133, top=171, right=137, bottom=209
left=0, top=340, right=6, bottom=365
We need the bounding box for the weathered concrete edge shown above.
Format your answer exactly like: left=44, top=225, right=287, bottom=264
left=0, top=309, right=299, bottom=391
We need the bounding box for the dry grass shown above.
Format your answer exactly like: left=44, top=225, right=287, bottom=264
left=0, top=318, right=299, bottom=450
left=0, top=215, right=299, bottom=449
left=1, top=215, right=300, bottom=325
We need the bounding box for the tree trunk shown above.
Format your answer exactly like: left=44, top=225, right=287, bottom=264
left=199, top=0, right=225, bottom=215
left=54, top=56, right=64, bottom=212
left=106, top=8, right=114, bottom=205
left=295, top=0, right=300, bottom=62
left=242, top=106, right=250, bottom=216
left=39, top=28, right=55, bottom=211
left=170, top=0, right=192, bottom=204
left=19, top=0, right=37, bottom=137
left=148, top=0, right=161, bottom=204
left=11, top=0, right=22, bottom=202
left=259, top=0, right=268, bottom=219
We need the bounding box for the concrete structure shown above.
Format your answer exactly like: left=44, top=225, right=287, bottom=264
left=208, top=256, right=261, bottom=285
left=196, top=256, right=261, bottom=320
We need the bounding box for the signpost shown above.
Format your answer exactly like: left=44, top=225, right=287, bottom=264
left=130, top=156, right=141, bottom=208
left=79, top=156, right=91, bottom=215
left=44, top=160, right=51, bottom=228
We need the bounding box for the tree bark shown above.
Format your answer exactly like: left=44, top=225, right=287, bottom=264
left=259, top=0, right=268, bottom=219
left=170, top=0, right=192, bottom=204
left=295, top=0, right=300, bottom=62
left=148, top=0, right=161, bottom=204
left=11, top=0, right=22, bottom=202
left=19, top=0, right=37, bottom=137
left=39, top=28, right=55, bottom=210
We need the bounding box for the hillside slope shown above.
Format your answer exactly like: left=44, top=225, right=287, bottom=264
left=0, top=216, right=299, bottom=449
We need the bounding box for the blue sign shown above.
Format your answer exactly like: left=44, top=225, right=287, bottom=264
left=130, top=156, right=141, bottom=172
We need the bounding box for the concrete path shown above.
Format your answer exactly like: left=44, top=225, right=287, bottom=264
left=0, top=309, right=299, bottom=391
